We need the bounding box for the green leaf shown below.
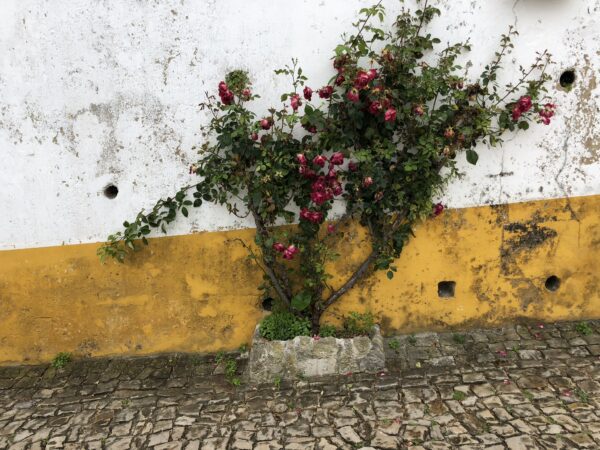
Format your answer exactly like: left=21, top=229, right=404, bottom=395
left=386, top=271, right=394, bottom=280
left=182, top=207, right=188, bottom=217
left=291, top=292, right=312, bottom=312
left=518, top=121, right=529, bottom=130
left=466, top=149, right=479, bottom=165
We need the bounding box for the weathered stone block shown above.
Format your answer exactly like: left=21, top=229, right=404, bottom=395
left=246, top=326, right=385, bottom=383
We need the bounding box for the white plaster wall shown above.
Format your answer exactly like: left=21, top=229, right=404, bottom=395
left=0, top=0, right=599, bottom=250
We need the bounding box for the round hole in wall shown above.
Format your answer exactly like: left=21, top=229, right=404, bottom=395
left=559, top=69, right=575, bottom=88
left=545, top=275, right=561, bottom=292
left=261, top=297, right=274, bottom=311
left=103, top=184, right=119, bottom=199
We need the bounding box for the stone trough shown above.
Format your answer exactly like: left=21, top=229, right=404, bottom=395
left=246, top=325, right=385, bottom=383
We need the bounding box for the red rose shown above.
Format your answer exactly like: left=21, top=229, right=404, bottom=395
left=511, top=105, right=522, bottom=122
left=299, top=166, right=316, bottom=179
left=368, top=101, right=382, bottom=115
left=518, top=95, right=532, bottom=112
left=313, top=155, right=327, bottom=167
left=354, top=71, right=371, bottom=89
left=318, top=86, right=334, bottom=99
left=303, top=86, right=313, bottom=101
left=327, top=224, right=336, bottom=234
left=311, top=178, right=327, bottom=192
left=367, top=69, right=378, bottom=81
left=273, top=242, right=286, bottom=253
left=330, top=152, right=344, bottom=165
left=219, top=90, right=234, bottom=105
left=335, top=75, right=345, bottom=86
left=251, top=132, right=259, bottom=141
left=296, top=153, right=307, bottom=165
left=331, top=182, right=343, bottom=196
left=311, top=191, right=328, bottom=205
left=347, top=88, right=360, bottom=103
left=218, top=81, right=228, bottom=93
left=433, top=203, right=445, bottom=216
left=290, top=94, right=302, bottom=112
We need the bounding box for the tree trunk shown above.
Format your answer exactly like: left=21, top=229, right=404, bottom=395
left=310, top=307, right=322, bottom=335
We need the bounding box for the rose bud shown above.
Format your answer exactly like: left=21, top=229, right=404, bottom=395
left=296, top=153, right=307, bottom=165
left=368, top=101, right=382, bottom=115
left=444, top=127, right=455, bottom=139
left=330, top=152, right=344, bottom=165
left=313, top=155, right=327, bottom=167
left=251, top=132, right=259, bottom=141
left=367, top=68, right=378, bottom=81
left=273, top=242, right=286, bottom=253
left=287, top=244, right=299, bottom=255
left=347, top=88, right=360, bottom=103
left=363, top=177, right=373, bottom=187
left=433, top=203, right=445, bottom=216
left=384, top=107, right=397, bottom=122
left=327, top=223, right=336, bottom=234
left=290, top=94, right=302, bottom=111
left=413, top=104, right=424, bottom=116
left=242, top=88, right=252, bottom=99
left=335, top=74, right=345, bottom=86
left=260, top=118, right=272, bottom=130
left=348, top=161, right=358, bottom=172
left=303, top=86, right=313, bottom=101
left=318, top=86, right=334, bottom=99
left=518, top=95, right=532, bottom=112
left=300, top=208, right=311, bottom=221
left=282, top=249, right=295, bottom=260
left=218, top=81, right=228, bottom=93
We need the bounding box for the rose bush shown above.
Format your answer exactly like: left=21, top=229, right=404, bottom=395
left=99, top=1, right=554, bottom=335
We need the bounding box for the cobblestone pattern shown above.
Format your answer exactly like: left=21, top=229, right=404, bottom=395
left=1, top=320, right=600, bottom=449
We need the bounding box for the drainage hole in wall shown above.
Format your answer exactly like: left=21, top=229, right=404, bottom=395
left=545, top=275, right=561, bottom=292
left=261, top=297, right=274, bottom=311
left=103, top=184, right=119, bottom=199
left=438, top=281, right=456, bottom=298
left=559, top=69, right=575, bottom=88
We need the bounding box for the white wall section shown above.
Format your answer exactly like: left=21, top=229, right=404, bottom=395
left=1, top=0, right=599, bottom=250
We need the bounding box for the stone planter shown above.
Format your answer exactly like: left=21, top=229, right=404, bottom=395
left=246, top=325, right=385, bottom=383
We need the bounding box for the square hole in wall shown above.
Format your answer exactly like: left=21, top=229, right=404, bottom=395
left=438, top=281, right=456, bottom=298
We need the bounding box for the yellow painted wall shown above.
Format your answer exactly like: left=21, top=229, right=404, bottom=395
left=1, top=195, right=599, bottom=365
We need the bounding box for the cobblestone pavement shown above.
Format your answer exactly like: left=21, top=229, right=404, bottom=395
left=2, top=320, right=600, bottom=449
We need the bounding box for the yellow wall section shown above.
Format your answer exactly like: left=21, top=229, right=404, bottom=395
left=1, top=195, right=599, bottom=365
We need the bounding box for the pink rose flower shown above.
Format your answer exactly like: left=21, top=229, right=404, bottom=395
left=273, top=242, right=286, bottom=253
left=362, top=177, right=373, bottom=188
left=384, top=108, right=396, bottom=122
